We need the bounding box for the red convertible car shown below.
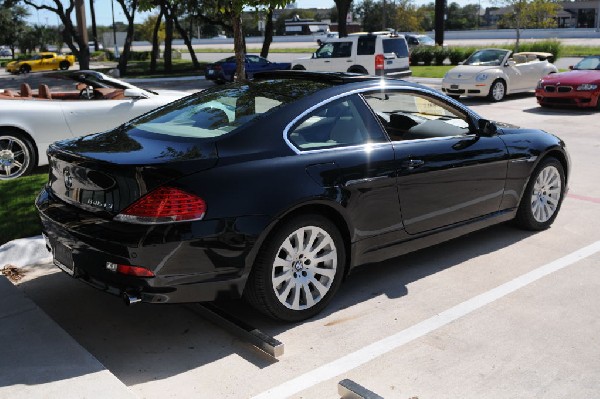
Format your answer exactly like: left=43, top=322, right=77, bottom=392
left=535, top=55, right=600, bottom=109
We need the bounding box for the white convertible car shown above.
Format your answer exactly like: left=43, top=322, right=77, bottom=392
left=441, top=49, right=558, bottom=102
left=0, top=71, right=189, bottom=180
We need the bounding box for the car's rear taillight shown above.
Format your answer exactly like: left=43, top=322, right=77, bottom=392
left=375, top=54, right=385, bottom=71
left=114, top=186, right=206, bottom=224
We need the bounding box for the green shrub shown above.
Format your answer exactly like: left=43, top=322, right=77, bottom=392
left=420, top=48, right=434, bottom=66
left=433, top=46, right=448, bottom=65
left=448, top=48, right=464, bottom=65
left=410, top=49, right=421, bottom=65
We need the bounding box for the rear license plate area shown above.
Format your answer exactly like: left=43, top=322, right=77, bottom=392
left=53, top=242, right=75, bottom=276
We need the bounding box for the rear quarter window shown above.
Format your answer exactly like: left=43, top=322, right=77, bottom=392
left=382, top=38, right=409, bottom=58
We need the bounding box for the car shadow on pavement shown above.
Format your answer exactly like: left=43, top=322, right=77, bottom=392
left=16, top=222, right=534, bottom=387
left=457, top=92, right=535, bottom=106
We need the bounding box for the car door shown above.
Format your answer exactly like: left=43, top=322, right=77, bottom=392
left=362, top=89, right=509, bottom=235
left=310, top=41, right=354, bottom=72
left=286, top=94, right=401, bottom=243
left=60, top=97, right=159, bottom=137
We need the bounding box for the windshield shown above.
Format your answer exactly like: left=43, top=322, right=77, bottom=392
left=573, top=56, right=600, bottom=70
left=419, top=36, right=435, bottom=45
left=126, top=80, right=329, bottom=139
left=464, top=49, right=510, bottom=66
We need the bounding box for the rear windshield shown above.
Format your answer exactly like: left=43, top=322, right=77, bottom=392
left=126, top=80, right=329, bottom=139
left=382, top=38, right=409, bottom=58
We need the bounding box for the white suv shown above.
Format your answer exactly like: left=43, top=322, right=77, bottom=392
left=292, top=33, right=411, bottom=77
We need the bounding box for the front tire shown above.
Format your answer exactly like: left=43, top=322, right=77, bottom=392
left=0, top=130, right=36, bottom=180
left=244, top=214, right=346, bottom=322
left=19, top=64, right=31, bottom=74
left=292, top=64, right=306, bottom=71
left=488, top=79, right=506, bottom=102
left=515, top=157, right=565, bottom=230
left=59, top=61, right=70, bottom=70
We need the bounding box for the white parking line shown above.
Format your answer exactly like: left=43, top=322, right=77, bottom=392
left=252, top=240, right=600, bottom=399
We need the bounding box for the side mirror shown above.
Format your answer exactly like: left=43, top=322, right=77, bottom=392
left=124, top=88, right=149, bottom=99
left=569, top=65, right=574, bottom=70
left=478, top=119, right=497, bottom=136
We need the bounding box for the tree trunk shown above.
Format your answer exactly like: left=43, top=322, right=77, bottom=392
left=150, top=9, right=163, bottom=73
left=116, top=0, right=137, bottom=76
left=232, top=11, right=245, bottom=82
left=260, top=6, right=274, bottom=58
left=334, top=0, right=350, bottom=37
left=163, top=3, right=174, bottom=73
left=89, top=0, right=99, bottom=51
left=172, top=8, right=200, bottom=68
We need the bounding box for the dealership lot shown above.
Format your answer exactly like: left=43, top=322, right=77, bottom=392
left=2, top=76, right=600, bottom=398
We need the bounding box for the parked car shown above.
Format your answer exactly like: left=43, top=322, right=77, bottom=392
left=292, top=32, right=411, bottom=77
left=441, top=48, right=558, bottom=101
left=5, top=52, right=76, bottom=74
left=0, top=48, right=11, bottom=57
left=204, top=55, right=291, bottom=84
left=36, top=71, right=569, bottom=322
left=0, top=70, right=189, bottom=179
left=404, top=33, right=436, bottom=50
left=535, top=55, right=600, bottom=109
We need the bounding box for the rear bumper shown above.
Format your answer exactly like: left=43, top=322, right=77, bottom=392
left=36, top=186, right=271, bottom=304
left=535, top=89, right=600, bottom=108
left=377, top=67, right=412, bottom=78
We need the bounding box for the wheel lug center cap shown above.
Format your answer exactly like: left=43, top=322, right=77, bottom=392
left=293, top=261, right=303, bottom=272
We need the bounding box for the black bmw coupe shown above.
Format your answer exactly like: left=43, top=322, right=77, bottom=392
left=36, top=72, right=570, bottom=321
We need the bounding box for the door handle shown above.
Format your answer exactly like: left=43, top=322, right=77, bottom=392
left=402, top=159, right=425, bottom=169
left=324, top=60, right=330, bottom=63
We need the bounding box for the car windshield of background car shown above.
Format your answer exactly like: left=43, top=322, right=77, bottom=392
left=464, top=49, right=508, bottom=66
left=574, top=56, right=600, bottom=70
left=382, top=38, right=409, bottom=57
left=129, top=81, right=327, bottom=138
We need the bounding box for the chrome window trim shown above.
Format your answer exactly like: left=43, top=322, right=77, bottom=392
left=283, top=84, right=479, bottom=155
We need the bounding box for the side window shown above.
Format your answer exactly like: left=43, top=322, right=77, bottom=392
left=363, top=91, right=471, bottom=141
left=332, top=42, right=353, bottom=58
left=315, top=43, right=334, bottom=58
left=288, top=95, right=385, bottom=151
left=357, top=37, right=376, bottom=55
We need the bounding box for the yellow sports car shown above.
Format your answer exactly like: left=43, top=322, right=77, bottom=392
left=5, top=52, right=76, bottom=74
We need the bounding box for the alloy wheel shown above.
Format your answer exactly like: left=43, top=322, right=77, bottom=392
left=491, top=81, right=505, bottom=101
left=0, top=135, right=31, bottom=179
left=530, top=165, right=562, bottom=223
left=271, top=225, right=338, bottom=311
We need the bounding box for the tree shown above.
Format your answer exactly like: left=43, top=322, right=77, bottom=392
left=138, top=14, right=165, bottom=72
left=496, top=0, right=559, bottom=51
left=23, top=0, right=91, bottom=69
left=334, top=0, right=352, bottom=37
left=0, top=2, right=29, bottom=57
left=115, top=0, right=139, bottom=75
left=395, top=0, right=422, bottom=32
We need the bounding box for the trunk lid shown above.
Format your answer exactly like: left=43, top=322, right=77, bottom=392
left=47, top=128, right=218, bottom=216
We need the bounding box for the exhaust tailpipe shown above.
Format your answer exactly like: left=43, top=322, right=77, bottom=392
left=123, top=293, right=142, bottom=306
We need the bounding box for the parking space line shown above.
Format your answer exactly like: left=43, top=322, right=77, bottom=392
left=568, top=193, right=600, bottom=205
left=252, top=241, right=600, bottom=399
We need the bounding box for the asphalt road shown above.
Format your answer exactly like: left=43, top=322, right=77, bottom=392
left=5, top=74, right=600, bottom=398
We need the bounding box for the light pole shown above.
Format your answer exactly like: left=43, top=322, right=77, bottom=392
left=111, top=0, right=120, bottom=59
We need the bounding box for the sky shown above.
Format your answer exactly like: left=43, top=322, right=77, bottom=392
left=27, top=0, right=491, bottom=29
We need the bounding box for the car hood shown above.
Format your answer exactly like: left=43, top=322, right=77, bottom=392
left=445, top=65, right=498, bottom=80
left=6, top=60, right=18, bottom=66
left=540, top=70, right=600, bottom=85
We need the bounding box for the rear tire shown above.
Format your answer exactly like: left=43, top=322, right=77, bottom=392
left=244, top=214, right=346, bottom=322
left=19, top=64, right=31, bottom=74
left=347, top=66, right=368, bottom=74
left=515, top=157, right=565, bottom=231
left=59, top=61, right=70, bottom=70
left=0, top=130, right=36, bottom=180
left=292, top=65, right=306, bottom=71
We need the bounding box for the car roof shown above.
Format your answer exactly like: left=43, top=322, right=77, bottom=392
left=252, top=71, right=427, bottom=92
